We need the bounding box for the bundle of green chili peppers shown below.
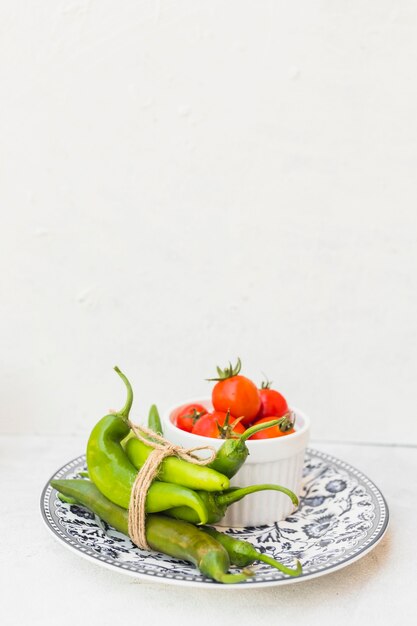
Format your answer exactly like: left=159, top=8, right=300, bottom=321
left=51, top=367, right=302, bottom=584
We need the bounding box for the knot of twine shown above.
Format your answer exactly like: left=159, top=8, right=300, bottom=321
left=127, top=422, right=217, bottom=550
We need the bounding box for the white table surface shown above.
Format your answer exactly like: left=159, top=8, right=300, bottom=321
left=1, top=435, right=415, bottom=625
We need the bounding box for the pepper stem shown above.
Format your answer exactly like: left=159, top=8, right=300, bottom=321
left=258, top=554, right=303, bottom=577
left=114, top=366, right=133, bottom=419
left=217, top=570, right=254, bottom=584
left=238, top=419, right=281, bottom=442
left=217, top=484, right=299, bottom=507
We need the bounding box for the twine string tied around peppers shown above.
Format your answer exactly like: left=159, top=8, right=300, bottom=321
left=127, top=422, right=217, bottom=550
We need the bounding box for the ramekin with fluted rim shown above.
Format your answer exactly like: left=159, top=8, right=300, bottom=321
left=162, top=397, right=311, bottom=527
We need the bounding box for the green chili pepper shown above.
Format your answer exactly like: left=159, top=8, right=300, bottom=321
left=166, top=483, right=298, bottom=524
left=86, top=367, right=208, bottom=523
left=53, top=478, right=130, bottom=532
left=53, top=478, right=208, bottom=521
left=146, top=516, right=253, bottom=584
left=208, top=419, right=283, bottom=478
left=86, top=366, right=133, bottom=505
left=148, top=404, right=163, bottom=435
left=200, top=525, right=302, bottom=577
left=125, top=437, right=230, bottom=492
left=51, top=479, right=252, bottom=584
left=57, top=492, right=78, bottom=505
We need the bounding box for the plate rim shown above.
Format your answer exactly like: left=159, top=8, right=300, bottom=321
left=40, top=447, right=390, bottom=589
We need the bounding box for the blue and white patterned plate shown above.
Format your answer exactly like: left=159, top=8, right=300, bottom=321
left=40, top=448, right=389, bottom=588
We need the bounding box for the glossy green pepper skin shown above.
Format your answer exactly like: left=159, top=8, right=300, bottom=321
left=166, top=483, right=299, bottom=524
left=53, top=479, right=208, bottom=521
left=146, top=516, right=252, bottom=584
left=51, top=479, right=252, bottom=584
left=52, top=478, right=129, bottom=530
left=87, top=412, right=134, bottom=507
left=208, top=419, right=282, bottom=478
left=147, top=404, right=163, bottom=436
left=200, top=525, right=302, bottom=577
left=86, top=367, right=208, bottom=524
left=86, top=366, right=134, bottom=507
left=125, top=437, right=230, bottom=492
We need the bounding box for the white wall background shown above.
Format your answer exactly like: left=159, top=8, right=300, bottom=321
left=1, top=0, right=416, bottom=445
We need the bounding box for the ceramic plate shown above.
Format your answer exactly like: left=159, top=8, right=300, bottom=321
left=40, top=448, right=389, bottom=588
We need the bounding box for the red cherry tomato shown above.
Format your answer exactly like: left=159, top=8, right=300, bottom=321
left=248, top=415, right=295, bottom=440
left=258, top=386, right=288, bottom=419
left=213, top=377, right=261, bottom=426
left=171, top=403, right=207, bottom=433
left=192, top=411, right=245, bottom=439
left=209, top=359, right=261, bottom=426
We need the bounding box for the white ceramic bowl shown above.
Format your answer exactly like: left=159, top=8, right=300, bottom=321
left=162, top=397, right=311, bottom=526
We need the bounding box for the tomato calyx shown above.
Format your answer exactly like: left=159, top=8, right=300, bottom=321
left=207, top=357, right=242, bottom=381
left=216, top=410, right=244, bottom=439
left=180, top=408, right=205, bottom=426
left=260, top=377, right=272, bottom=390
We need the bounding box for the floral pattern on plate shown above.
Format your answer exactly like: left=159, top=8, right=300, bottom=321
left=40, top=448, right=388, bottom=588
